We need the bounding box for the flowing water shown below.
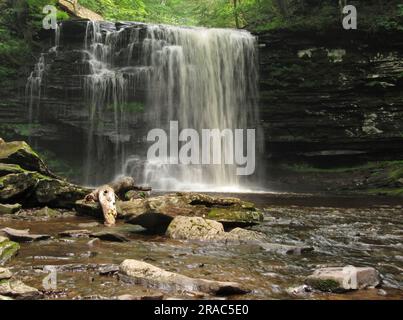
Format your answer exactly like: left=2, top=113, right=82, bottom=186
left=27, top=21, right=261, bottom=191
left=1, top=194, right=402, bottom=300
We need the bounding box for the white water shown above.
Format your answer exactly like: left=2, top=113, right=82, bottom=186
left=29, top=21, right=261, bottom=191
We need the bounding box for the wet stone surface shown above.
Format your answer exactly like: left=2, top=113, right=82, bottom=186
left=0, top=194, right=402, bottom=300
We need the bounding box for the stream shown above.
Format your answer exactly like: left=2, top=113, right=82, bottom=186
left=1, top=193, right=402, bottom=300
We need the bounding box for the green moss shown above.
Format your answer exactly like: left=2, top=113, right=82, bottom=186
left=305, top=278, right=341, bottom=292
left=208, top=208, right=263, bottom=223
left=0, top=238, right=20, bottom=265
left=366, top=188, right=403, bottom=196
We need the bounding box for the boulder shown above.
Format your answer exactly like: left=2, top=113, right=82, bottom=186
left=0, top=267, right=12, bottom=280
left=0, top=236, right=20, bottom=265
left=119, top=259, right=249, bottom=296
left=0, top=203, right=21, bottom=215
left=166, top=216, right=224, bottom=241
left=0, top=280, right=41, bottom=299
left=0, top=140, right=55, bottom=178
left=305, top=266, right=381, bottom=292
left=33, top=206, right=62, bottom=218
left=0, top=172, right=38, bottom=202
left=1, top=227, right=51, bottom=242
left=34, top=179, right=90, bottom=209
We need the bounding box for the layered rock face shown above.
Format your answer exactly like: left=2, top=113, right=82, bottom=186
left=258, top=29, right=403, bottom=167
left=2, top=22, right=403, bottom=189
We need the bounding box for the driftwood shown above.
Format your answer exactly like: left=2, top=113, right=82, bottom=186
left=83, top=176, right=151, bottom=226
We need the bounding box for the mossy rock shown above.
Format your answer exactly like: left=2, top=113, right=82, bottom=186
left=305, top=278, right=343, bottom=293
left=0, top=236, right=20, bottom=265
left=0, top=172, right=38, bottom=202
left=0, top=163, right=26, bottom=176
left=207, top=208, right=263, bottom=226
left=0, top=203, right=21, bottom=215
left=0, top=140, right=55, bottom=177
left=34, top=179, right=90, bottom=209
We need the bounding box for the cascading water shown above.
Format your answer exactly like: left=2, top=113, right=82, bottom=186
left=27, top=21, right=261, bottom=191
left=136, top=25, right=260, bottom=191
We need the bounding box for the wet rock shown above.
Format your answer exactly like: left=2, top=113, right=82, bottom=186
left=34, top=179, right=90, bottom=209
left=207, top=208, right=263, bottom=227
left=125, top=190, right=149, bottom=200
left=0, top=294, right=14, bottom=300
left=0, top=172, right=38, bottom=201
left=1, top=227, right=51, bottom=242
left=259, top=242, right=314, bottom=255
left=0, top=280, right=41, bottom=299
left=286, top=285, right=313, bottom=296
left=0, top=267, right=12, bottom=279
left=75, top=199, right=101, bottom=217
left=90, top=231, right=130, bottom=242
left=59, top=229, right=91, bottom=238
left=0, top=203, right=21, bottom=215
left=87, top=238, right=101, bottom=247
left=166, top=216, right=224, bottom=241
left=0, top=236, right=20, bottom=265
left=34, top=206, right=62, bottom=218
left=305, top=266, right=381, bottom=292
left=98, top=264, right=120, bottom=275
left=77, top=192, right=262, bottom=231
left=116, top=293, right=164, bottom=300
left=166, top=216, right=314, bottom=255
left=119, top=259, right=249, bottom=296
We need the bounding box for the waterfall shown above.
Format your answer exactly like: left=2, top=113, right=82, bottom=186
left=27, top=21, right=261, bottom=191
left=136, top=25, right=259, bottom=191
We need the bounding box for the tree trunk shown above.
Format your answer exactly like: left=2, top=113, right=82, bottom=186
left=233, top=0, right=240, bottom=29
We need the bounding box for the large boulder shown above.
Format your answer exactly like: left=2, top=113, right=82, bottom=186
left=119, top=259, right=248, bottom=296
left=33, top=179, right=89, bottom=208
left=0, top=140, right=91, bottom=208
left=0, top=203, right=21, bottom=215
left=0, top=236, right=20, bottom=265
left=166, top=216, right=224, bottom=241
left=0, top=280, right=41, bottom=299
left=305, top=266, right=381, bottom=292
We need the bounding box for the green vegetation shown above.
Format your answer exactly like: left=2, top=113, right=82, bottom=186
left=77, top=1, right=403, bottom=32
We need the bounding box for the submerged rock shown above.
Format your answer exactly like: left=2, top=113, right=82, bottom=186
left=119, top=259, right=249, bottom=296
left=0, top=203, right=21, bottom=215
left=90, top=231, right=130, bottom=242
left=305, top=266, right=381, bottom=292
left=1, top=227, right=51, bottom=242
left=59, top=230, right=91, bottom=238
left=0, top=236, right=20, bottom=265
left=34, top=206, right=62, bottom=218
left=0, top=280, right=41, bottom=299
